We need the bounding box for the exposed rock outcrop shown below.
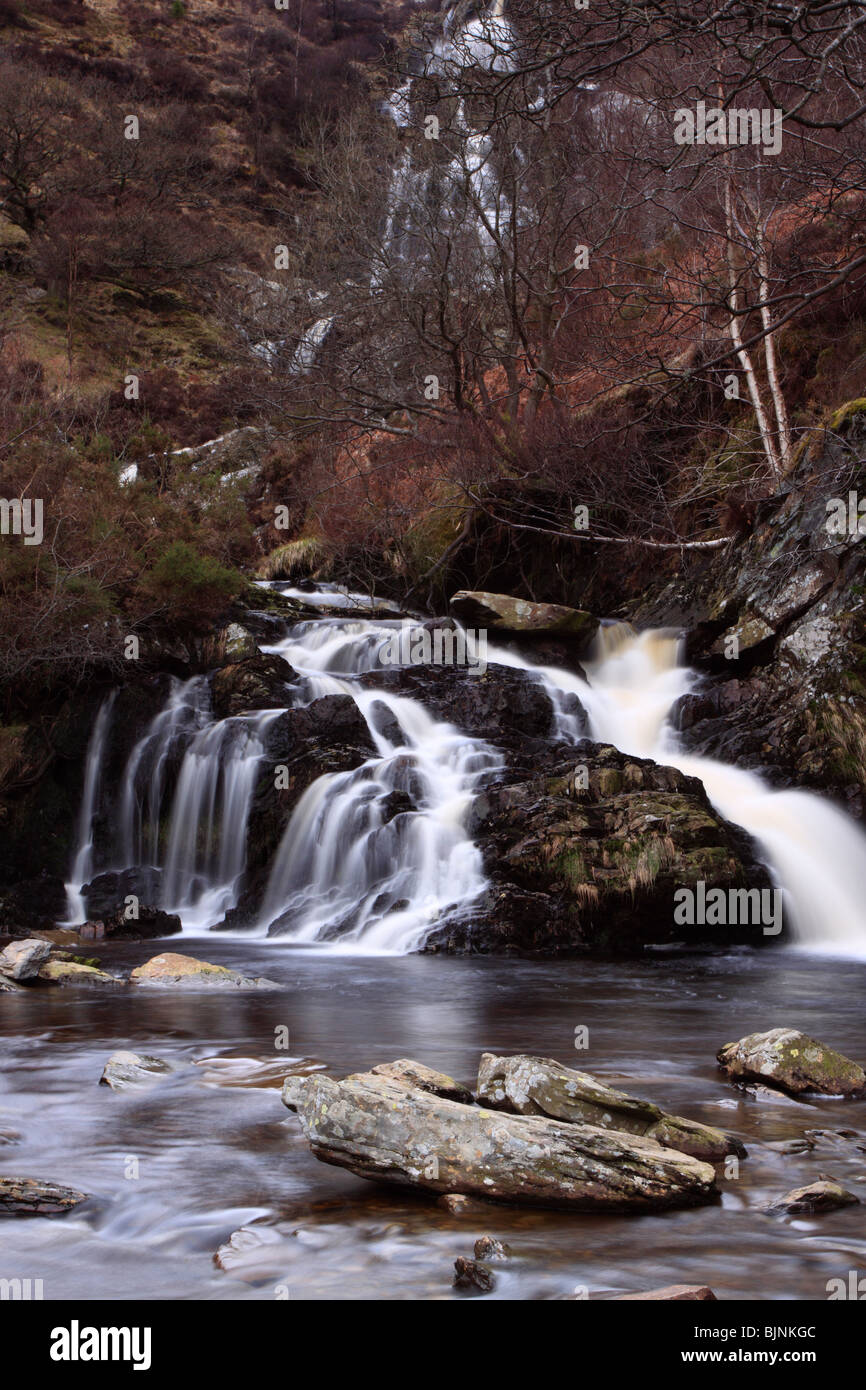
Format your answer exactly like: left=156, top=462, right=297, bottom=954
left=429, top=744, right=770, bottom=955
left=450, top=591, right=598, bottom=654
left=633, top=410, right=866, bottom=814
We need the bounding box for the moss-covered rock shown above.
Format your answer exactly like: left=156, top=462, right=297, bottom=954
left=435, top=744, right=771, bottom=955
left=717, top=1028, right=866, bottom=1097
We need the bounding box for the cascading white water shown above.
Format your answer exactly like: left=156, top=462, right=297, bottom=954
left=255, top=617, right=503, bottom=952
left=64, top=690, right=118, bottom=925
left=488, top=625, right=866, bottom=956
left=157, top=706, right=283, bottom=931
left=67, top=677, right=283, bottom=933
left=64, top=590, right=866, bottom=955
left=377, top=0, right=518, bottom=275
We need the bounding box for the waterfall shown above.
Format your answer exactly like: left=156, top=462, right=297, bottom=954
left=255, top=616, right=503, bottom=952
left=64, top=595, right=866, bottom=955
left=376, top=0, right=519, bottom=275
left=64, top=690, right=118, bottom=925
left=157, top=707, right=283, bottom=931
left=488, top=625, right=866, bottom=956
left=67, top=678, right=282, bottom=932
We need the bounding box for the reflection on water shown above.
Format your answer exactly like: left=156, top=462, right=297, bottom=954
left=1, top=940, right=865, bottom=1300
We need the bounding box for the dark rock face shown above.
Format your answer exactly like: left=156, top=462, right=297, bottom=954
left=630, top=413, right=866, bottom=813
left=81, top=868, right=163, bottom=920
left=78, top=906, right=182, bottom=943
left=0, top=874, right=68, bottom=938
left=428, top=743, right=771, bottom=955
left=361, top=662, right=562, bottom=747
left=211, top=652, right=297, bottom=718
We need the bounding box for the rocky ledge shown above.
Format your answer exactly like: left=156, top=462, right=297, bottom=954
left=429, top=743, right=770, bottom=955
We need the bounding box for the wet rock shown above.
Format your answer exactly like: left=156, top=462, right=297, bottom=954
left=432, top=744, right=771, bottom=955
left=81, top=867, right=163, bottom=920
left=765, top=1138, right=816, bottom=1155
left=100, top=1051, right=175, bottom=1091
left=369, top=1059, right=475, bottom=1104
left=476, top=1054, right=745, bottom=1160
left=282, top=1061, right=718, bottom=1211
left=0, top=1176, right=88, bottom=1215
left=363, top=662, right=559, bottom=746
left=618, top=1284, right=717, bottom=1301
left=474, top=1235, right=510, bottom=1261
left=767, top=1178, right=860, bottom=1215
left=211, top=652, right=297, bottom=718
left=437, top=1193, right=488, bottom=1214
left=38, top=960, right=125, bottom=988
left=0, top=975, right=25, bottom=993
left=740, top=1083, right=807, bottom=1106
left=450, top=591, right=598, bottom=653
left=0, top=937, right=51, bottom=981
left=79, top=905, right=182, bottom=943
left=130, top=951, right=280, bottom=989
left=454, top=1257, right=495, bottom=1291
left=718, top=1029, right=866, bottom=1098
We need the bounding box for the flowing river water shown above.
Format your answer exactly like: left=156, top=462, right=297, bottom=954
left=4, top=590, right=866, bottom=1299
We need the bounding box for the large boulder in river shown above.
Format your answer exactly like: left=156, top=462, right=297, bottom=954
left=717, top=1028, right=866, bottom=1097
left=450, top=591, right=598, bottom=653
left=430, top=743, right=771, bottom=955
left=282, top=1060, right=718, bottom=1211
left=130, top=951, right=280, bottom=990
left=0, top=937, right=51, bottom=981
left=476, top=1054, right=744, bottom=1160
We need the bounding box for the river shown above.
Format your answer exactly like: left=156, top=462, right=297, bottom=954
left=2, top=943, right=865, bottom=1300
